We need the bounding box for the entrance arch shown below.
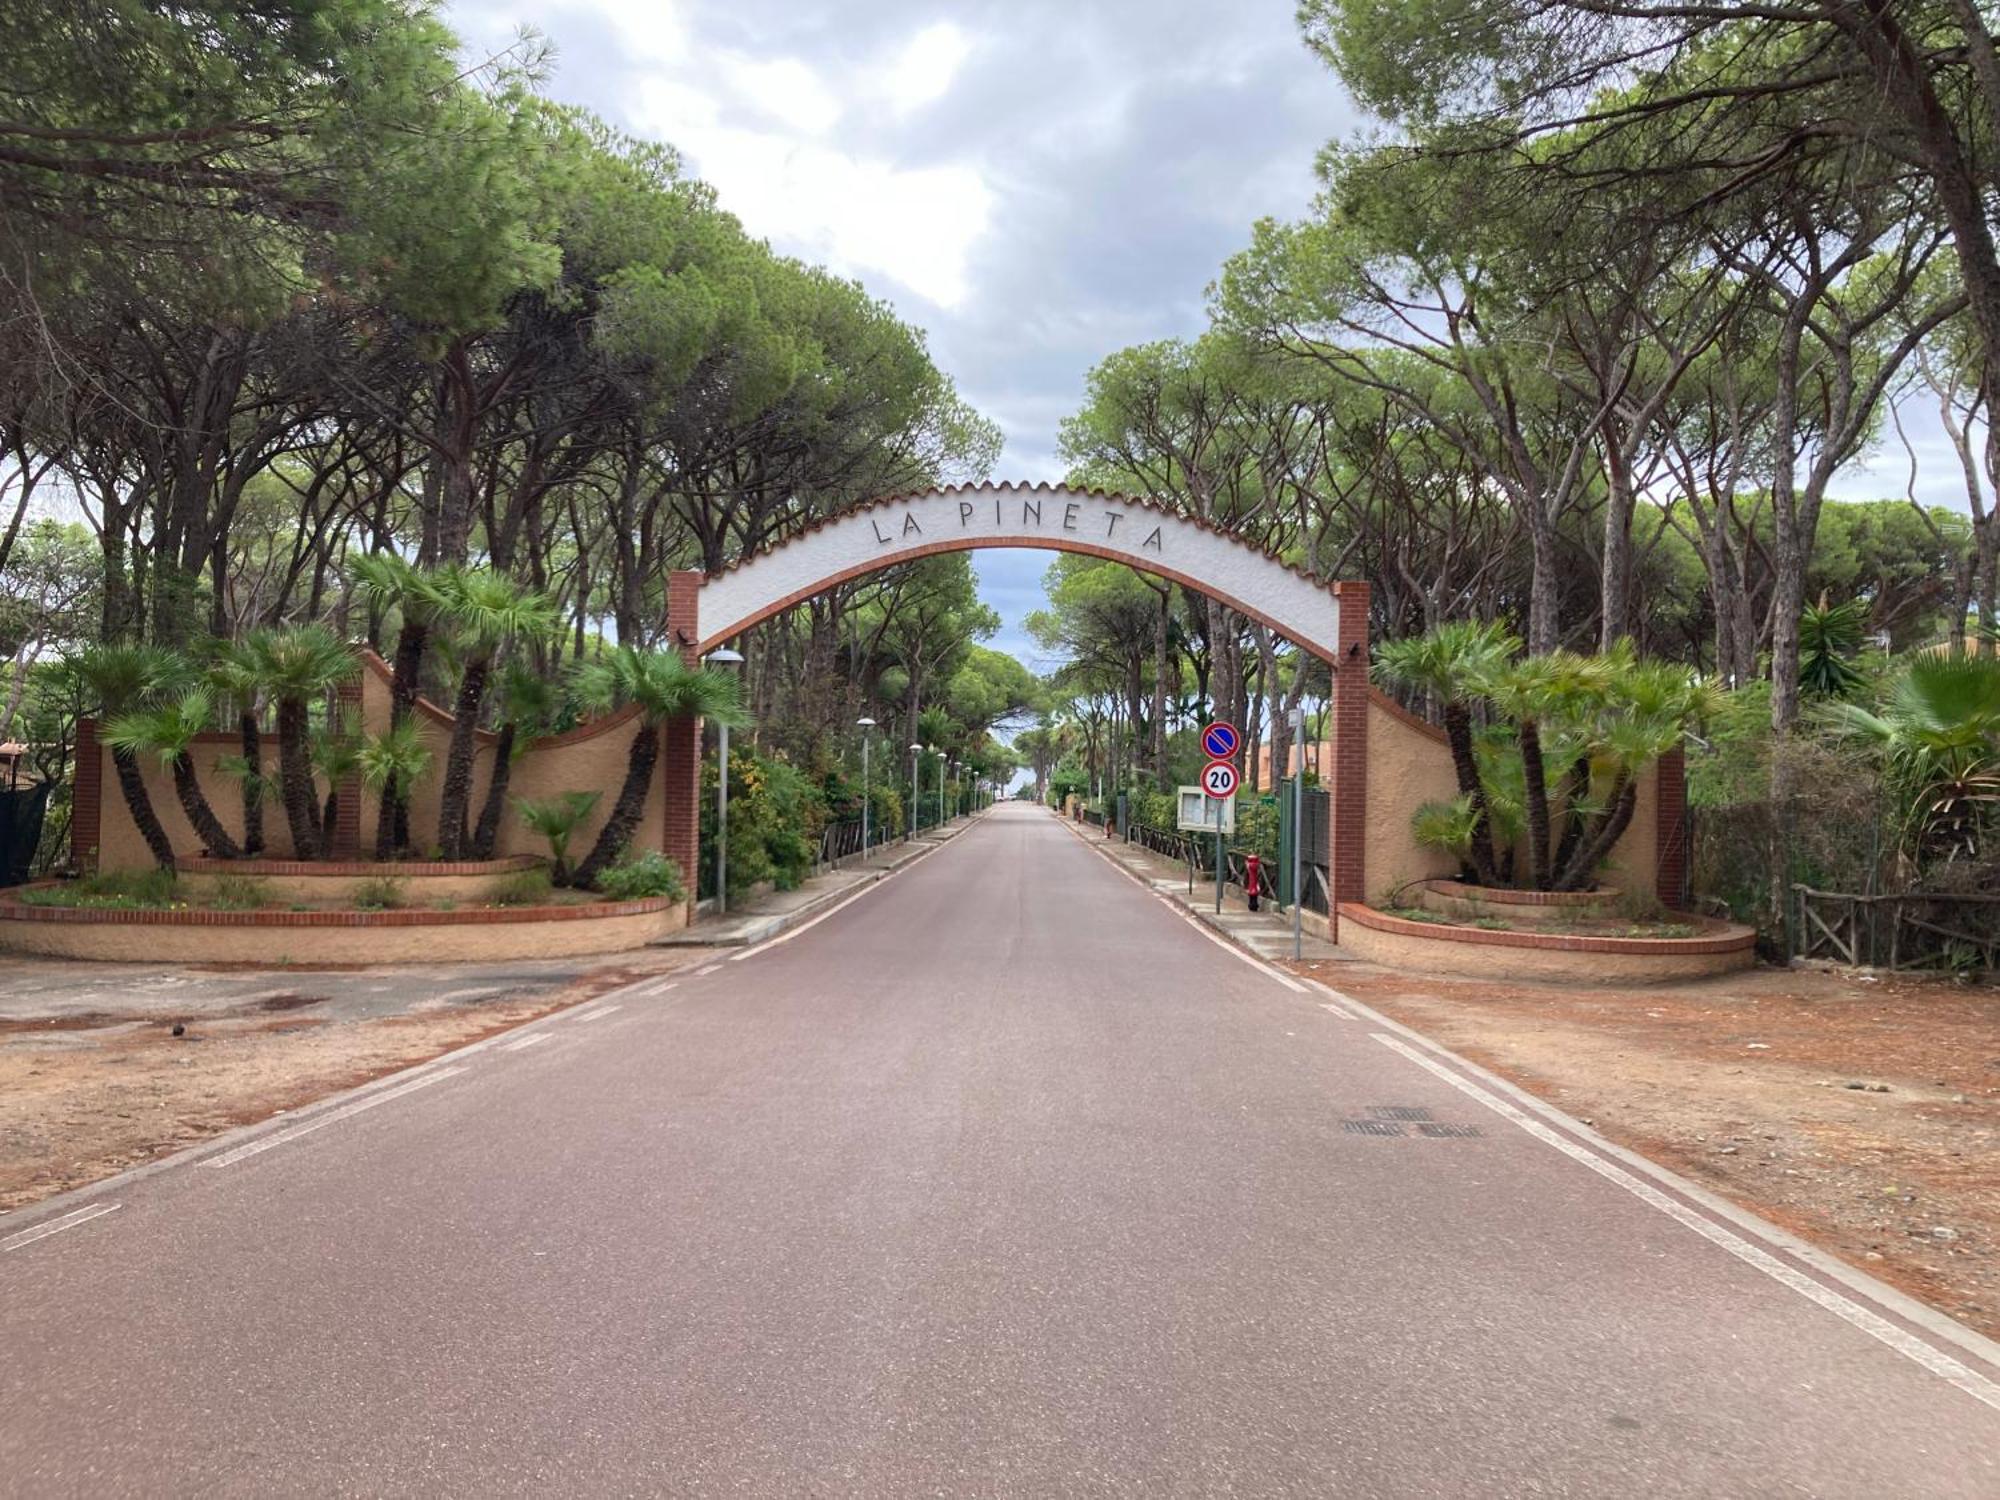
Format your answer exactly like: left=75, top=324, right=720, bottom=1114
left=658, top=481, right=1371, bottom=931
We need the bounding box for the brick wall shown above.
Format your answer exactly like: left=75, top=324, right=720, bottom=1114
left=662, top=571, right=704, bottom=893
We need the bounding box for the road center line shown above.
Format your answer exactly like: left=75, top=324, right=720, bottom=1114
left=1368, top=1030, right=2000, bottom=1414
left=2, top=1202, right=121, bottom=1253
left=205, top=1068, right=467, bottom=1169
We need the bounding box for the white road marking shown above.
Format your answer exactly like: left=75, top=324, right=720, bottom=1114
left=694, top=964, right=722, bottom=977
left=1318, top=1000, right=1358, bottom=1021
left=572, top=1005, right=620, bottom=1024
left=2, top=1202, right=121, bottom=1253
left=1369, top=1031, right=2000, bottom=1414
left=730, top=842, right=949, bottom=961
left=498, top=1033, right=551, bottom=1053
left=205, top=1068, right=467, bottom=1168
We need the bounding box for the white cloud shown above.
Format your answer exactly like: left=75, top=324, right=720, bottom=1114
left=719, top=55, right=843, bottom=135
left=884, top=22, right=974, bottom=113
left=632, top=76, right=991, bottom=306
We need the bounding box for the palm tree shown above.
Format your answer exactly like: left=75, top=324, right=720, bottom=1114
left=244, top=626, right=357, bottom=860
left=472, top=663, right=559, bottom=860
left=1826, top=654, right=2000, bottom=867
left=206, top=640, right=267, bottom=857
left=1376, top=621, right=1517, bottom=886
left=432, top=569, right=559, bottom=860
left=358, top=720, right=433, bottom=860
left=73, top=644, right=180, bottom=870
left=104, top=687, right=244, bottom=860
left=310, top=733, right=362, bottom=847
left=516, top=791, right=600, bottom=886
left=349, top=555, right=451, bottom=853
left=1550, top=659, right=1721, bottom=891
left=569, top=648, right=749, bottom=889
left=1477, top=651, right=1610, bottom=890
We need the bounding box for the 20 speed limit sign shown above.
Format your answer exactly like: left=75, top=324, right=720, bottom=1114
left=1200, top=759, right=1240, bottom=799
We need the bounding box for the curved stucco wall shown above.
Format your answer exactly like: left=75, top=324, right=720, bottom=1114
left=698, top=483, right=1343, bottom=660
left=86, top=652, right=668, bottom=873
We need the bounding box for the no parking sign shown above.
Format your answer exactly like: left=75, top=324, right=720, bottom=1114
left=1200, top=721, right=1239, bottom=760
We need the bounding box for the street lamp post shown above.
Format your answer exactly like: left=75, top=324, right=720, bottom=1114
left=1289, top=705, right=1305, bottom=961
left=909, top=743, right=922, bottom=836
left=939, top=757, right=950, bottom=828
left=857, top=716, right=875, bottom=862
left=706, top=647, right=744, bottom=915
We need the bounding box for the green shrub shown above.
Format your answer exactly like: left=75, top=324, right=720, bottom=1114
left=207, top=874, right=273, bottom=911
left=593, top=850, right=686, bottom=902
left=351, top=875, right=408, bottom=911
left=489, top=868, right=554, bottom=907
left=18, top=868, right=181, bottom=910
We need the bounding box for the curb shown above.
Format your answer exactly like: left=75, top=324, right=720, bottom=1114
left=656, top=820, right=980, bottom=948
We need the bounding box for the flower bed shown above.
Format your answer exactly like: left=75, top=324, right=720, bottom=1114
left=176, top=854, right=544, bottom=905
left=0, top=880, right=685, bottom=964
left=1337, top=900, right=1754, bottom=984
left=1415, top=878, right=1629, bottom=930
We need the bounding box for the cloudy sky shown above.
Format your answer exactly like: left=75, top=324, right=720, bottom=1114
left=447, top=0, right=1360, bottom=668
left=448, top=0, right=1963, bottom=674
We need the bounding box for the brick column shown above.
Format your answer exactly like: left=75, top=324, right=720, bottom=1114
left=663, top=570, right=704, bottom=902
left=1654, top=744, right=1689, bottom=911
left=330, top=676, right=364, bottom=859
left=72, top=716, right=103, bottom=874
left=1328, top=580, right=1371, bottom=940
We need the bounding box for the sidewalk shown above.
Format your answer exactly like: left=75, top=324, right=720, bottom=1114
left=656, top=818, right=974, bottom=948
left=1065, top=818, right=1348, bottom=965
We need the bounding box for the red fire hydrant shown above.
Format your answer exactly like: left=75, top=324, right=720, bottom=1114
left=1246, top=853, right=1262, bottom=911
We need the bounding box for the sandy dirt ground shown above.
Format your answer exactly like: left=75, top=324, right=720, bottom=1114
left=1298, top=958, right=2000, bottom=1342
left=0, top=954, right=690, bottom=1214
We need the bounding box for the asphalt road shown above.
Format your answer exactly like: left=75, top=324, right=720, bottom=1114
left=4, top=803, right=1999, bottom=1497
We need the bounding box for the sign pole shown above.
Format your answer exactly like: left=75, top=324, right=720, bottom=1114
left=1215, top=826, right=1224, bottom=915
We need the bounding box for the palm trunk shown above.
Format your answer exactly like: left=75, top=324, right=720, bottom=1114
left=436, top=654, right=490, bottom=860
left=381, top=619, right=428, bottom=854
left=238, top=710, right=264, bottom=856
left=173, top=753, right=241, bottom=859
left=1519, top=718, right=1551, bottom=890
left=1442, top=702, right=1500, bottom=885
left=1553, top=755, right=1591, bottom=875
left=374, top=774, right=397, bottom=859
left=276, top=698, right=320, bottom=859
left=570, top=723, right=659, bottom=889
left=1557, top=772, right=1635, bottom=891
left=470, top=720, right=516, bottom=860
left=112, top=746, right=177, bottom=871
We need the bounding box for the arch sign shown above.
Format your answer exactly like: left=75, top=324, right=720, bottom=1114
left=660, top=480, right=1370, bottom=937
left=692, top=482, right=1344, bottom=661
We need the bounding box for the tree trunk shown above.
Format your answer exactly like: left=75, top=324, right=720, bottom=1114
left=378, top=618, right=429, bottom=855
left=1558, top=774, right=1636, bottom=891
left=238, top=710, right=265, bottom=857
left=375, top=774, right=399, bottom=860
left=1553, top=754, right=1591, bottom=876
left=275, top=699, right=320, bottom=860
left=1442, top=702, right=1499, bottom=885
left=1525, top=509, right=1561, bottom=654
left=112, top=746, right=176, bottom=871
left=173, top=753, right=241, bottom=859
left=471, top=721, right=516, bottom=860
left=1518, top=718, right=1551, bottom=890
left=571, top=725, right=659, bottom=889
left=437, top=655, right=491, bottom=860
